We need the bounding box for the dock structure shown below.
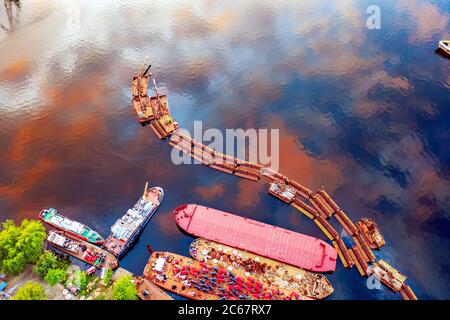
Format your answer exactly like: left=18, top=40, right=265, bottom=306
left=130, top=66, right=418, bottom=300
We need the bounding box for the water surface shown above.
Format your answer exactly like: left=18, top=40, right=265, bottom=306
left=0, top=0, right=449, bottom=299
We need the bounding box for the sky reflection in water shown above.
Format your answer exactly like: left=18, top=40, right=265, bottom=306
left=0, top=0, right=449, bottom=299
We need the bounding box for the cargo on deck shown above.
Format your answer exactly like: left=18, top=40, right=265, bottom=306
left=190, top=238, right=334, bottom=299
left=145, top=251, right=311, bottom=300
left=47, top=230, right=118, bottom=270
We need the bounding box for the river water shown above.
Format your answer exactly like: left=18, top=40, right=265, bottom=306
left=0, top=0, right=449, bottom=299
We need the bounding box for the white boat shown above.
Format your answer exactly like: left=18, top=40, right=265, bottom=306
left=439, top=40, right=450, bottom=55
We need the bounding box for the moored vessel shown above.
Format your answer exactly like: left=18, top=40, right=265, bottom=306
left=174, top=204, right=337, bottom=272
left=438, top=40, right=450, bottom=55
left=144, top=251, right=310, bottom=300
left=356, top=217, right=385, bottom=249
left=189, top=238, right=334, bottom=299
left=103, top=184, right=164, bottom=258
left=39, top=208, right=104, bottom=245
left=47, top=230, right=118, bottom=270
left=370, top=259, right=406, bottom=292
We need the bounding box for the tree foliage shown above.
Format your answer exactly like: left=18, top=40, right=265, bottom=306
left=72, top=270, right=88, bottom=291
left=0, top=219, right=46, bottom=275
left=34, top=250, right=59, bottom=278
left=44, top=268, right=67, bottom=286
left=10, top=281, right=48, bottom=300
left=103, top=268, right=113, bottom=286
left=112, top=275, right=137, bottom=300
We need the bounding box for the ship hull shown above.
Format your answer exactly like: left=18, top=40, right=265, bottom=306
left=174, top=204, right=337, bottom=272
left=47, top=231, right=118, bottom=270
left=190, top=238, right=334, bottom=299
left=104, top=187, right=164, bottom=258
left=145, top=251, right=311, bottom=300
left=38, top=210, right=105, bottom=245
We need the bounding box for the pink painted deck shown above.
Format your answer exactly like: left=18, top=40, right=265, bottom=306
left=174, top=204, right=337, bottom=272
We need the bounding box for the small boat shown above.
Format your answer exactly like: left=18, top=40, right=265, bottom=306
left=189, top=239, right=334, bottom=299
left=356, top=217, right=385, bottom=249
left=39, top=208, right=105, bottom=245
left=439, top=40, right=450, bottom=55
left=369, top=259, right=406, bottom=292
left=47, top=230, right=118, bottom=270
left=103, top=184, right=163, bottom=258
left=144, top=251, right=310, bottom=300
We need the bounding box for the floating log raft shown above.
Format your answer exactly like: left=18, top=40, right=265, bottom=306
left=169, top=132, right=261, bottom=181
left=400, top=284, right=418, bottom=300
left=354, top=232, right=376, bottom=262
left=356, top=217, right=385, bottom=250
left=332, top=239, right=354, bottom=268
left=310, top=194, right=333, bottom=219
left=132, top=66, right=417, bottom=300
left=287, top=180, right=314, bottom=199
left=189, top=239, right=333, bottom=300
left=350, top=246, right=369, bottom=276
left=315, top=216, right=339, bottom=240
left=352, top=235, right=370, bottom=262
left=291, top=197, right=317, bottom=219
left=370, top=259, right=407, bottom=292
left=317, top=188, right=340, bottom=213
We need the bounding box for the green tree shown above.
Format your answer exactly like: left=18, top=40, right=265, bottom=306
left=112, top=275, right=137, bottom=300
left=103, top=268, right=113, bottom=286
left=10, top=281, right=48, bottom=300
left=72, top=270, right=88, bottom=291
left=44, top=268, right=67, bottom=286
left=34, top=250, right=59, bottom=278
left=0, top=219, right=46, bottom=275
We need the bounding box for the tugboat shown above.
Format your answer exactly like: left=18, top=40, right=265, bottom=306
left=439, top=40, right=450, bottom=56
left=103, top=183, right=164, bottom=258
left=47, top=230, right=118, bottom=270
left=39, top=208, right=104, bottom=245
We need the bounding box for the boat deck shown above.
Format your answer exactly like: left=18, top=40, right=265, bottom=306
left=135, top=276, right=173, bottom=300
left=190, top=239, right=333, bottom=299
left=145, top=252, right=310, bottom=300
left=47, top=231, right=118, bottom=270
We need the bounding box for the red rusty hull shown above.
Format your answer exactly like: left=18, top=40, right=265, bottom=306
left=174, top=204, right=337, bottom=273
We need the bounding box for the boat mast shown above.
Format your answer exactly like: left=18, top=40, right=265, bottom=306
left=143, top=181, right=148, bottom=197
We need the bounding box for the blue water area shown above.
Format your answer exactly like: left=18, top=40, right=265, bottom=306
left=0, top=0, right=449, bottom=299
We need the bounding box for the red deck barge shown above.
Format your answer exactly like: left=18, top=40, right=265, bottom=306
left=174, top=204, right=337, bottom=273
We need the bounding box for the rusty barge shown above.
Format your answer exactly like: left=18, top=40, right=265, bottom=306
left=189, top=238, right=334, bottom=299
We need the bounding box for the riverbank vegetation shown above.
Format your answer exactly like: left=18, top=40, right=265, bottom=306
left=0, top=219, right=46, bottom=275
left=0, top=218, right=138, bottom=300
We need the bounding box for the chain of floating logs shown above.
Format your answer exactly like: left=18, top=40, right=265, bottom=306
left=132, top=70, right=417, bottom=300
